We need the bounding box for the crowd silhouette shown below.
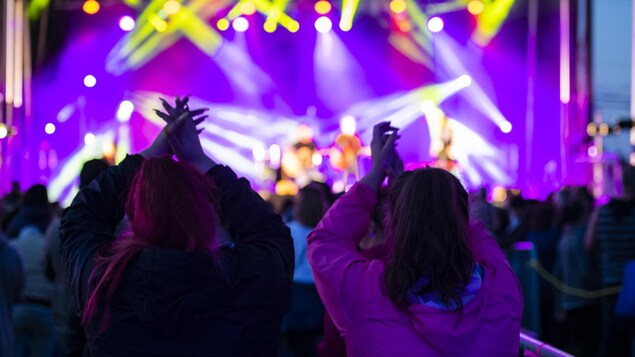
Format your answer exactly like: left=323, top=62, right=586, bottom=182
left=0, top=97, right=634, bottom=356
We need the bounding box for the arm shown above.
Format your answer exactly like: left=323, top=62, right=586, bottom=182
left=60, top=154, right=143, bottom=303
left=207, top=164, right=293, bottom=277
left=467, top=220, right=510, bottom=265
left=307, top=182, right=378, bottom=330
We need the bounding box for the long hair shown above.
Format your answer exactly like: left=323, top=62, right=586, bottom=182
left=384, top=168, right=474, bottom=310
left=83, top=156, right=219, bottom=330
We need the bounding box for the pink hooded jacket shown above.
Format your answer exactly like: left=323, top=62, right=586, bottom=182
left=307, top=182, right=523, bottom=356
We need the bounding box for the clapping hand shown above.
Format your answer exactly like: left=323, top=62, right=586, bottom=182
left=154, top=96, right=217, bottom=172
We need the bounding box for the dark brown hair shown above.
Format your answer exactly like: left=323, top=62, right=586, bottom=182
left=384, top=168, right=474, bottom=310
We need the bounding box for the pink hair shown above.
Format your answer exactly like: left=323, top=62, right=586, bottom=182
left=83, top=155, right=219, bottom=331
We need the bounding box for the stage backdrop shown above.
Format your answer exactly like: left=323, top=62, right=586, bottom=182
left=16, top=0, right=575, bottom=203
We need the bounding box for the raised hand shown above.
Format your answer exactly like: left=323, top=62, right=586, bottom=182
left=165, top=112, right=216, bottom=173
left=361, top=122, right=400, bottom=191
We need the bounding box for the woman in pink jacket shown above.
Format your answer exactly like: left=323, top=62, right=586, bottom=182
left=307, top=122, right=523, bottom=356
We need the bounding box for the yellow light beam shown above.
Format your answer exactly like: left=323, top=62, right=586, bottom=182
left=339, top=0, right=360, bottom=31
left=472, top=0, right=516, bottom=46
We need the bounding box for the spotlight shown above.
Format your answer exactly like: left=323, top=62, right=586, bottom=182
left=240, top=2, right=256, bottom=15
left=116, top=100, right=134, bottom=122
left=588, top=146, right=598, bottom=157
left=458, top=74, right=472, bottom=88
left=427, top=17, right=444, bottom=33
left=0, top=124, right=8, bottom=139
left=232, top=17, right=249, bottom=32
left=83, top=75, right=97, bottom=88
left=315, top=1, right=332, bottom=15
left=499, top=121, right=512, bottom=133
left=389, top=0, right=407, bottom=14
left=467, top=0, right=485, bottom=15
left=217, top=18, right=230, bottom=31
left=45, top=123, right=56, bottom=135
left=119, top=16, right=136, bottom=31
left=82, top=0, right=100, bottom=15
left=288, top=21, right=300, bottom=33
left=163, top=0, right=180, bottom=15
left=84, top=132, right=96, bottom=146
left=315, top=16, right=332, bottom=33
left=421, top=100, right=435, bottom=114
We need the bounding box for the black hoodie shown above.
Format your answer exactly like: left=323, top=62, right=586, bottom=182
left=60, top=155, right=294, bottom=356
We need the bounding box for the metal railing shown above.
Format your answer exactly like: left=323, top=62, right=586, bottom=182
left=519, top=332, right=574, bottom=357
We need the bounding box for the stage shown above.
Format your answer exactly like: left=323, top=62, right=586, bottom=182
left=0, top=0, right=590, bottom=203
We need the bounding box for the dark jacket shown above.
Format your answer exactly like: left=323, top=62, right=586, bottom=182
left=60, top=155, right=294, bottom=357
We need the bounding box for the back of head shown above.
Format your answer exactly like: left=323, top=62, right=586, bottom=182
left=22, top=184, right=48, bottom=206
left=85, top=155, right=219, bottom=329
left=80, top=159, right=110, bottom=188
left=126, top=156, right=218, bottom=251
left=384, top=168, right=473, bottom=310
left=294, top=185, right=329, bottom=228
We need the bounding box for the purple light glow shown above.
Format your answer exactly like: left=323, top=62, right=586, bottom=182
left=17, top=2, right=583, bottom=201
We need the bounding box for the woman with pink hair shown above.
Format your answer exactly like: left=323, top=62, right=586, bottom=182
left=60, top=98, right=293, bottom=356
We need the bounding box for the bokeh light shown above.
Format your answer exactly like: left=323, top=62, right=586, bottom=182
left=263, top=20, right=276, bottom=33
left=500, top=121, right=512, bottom=133
left=588, top=145, right=598, bottom=157
left=217, top=18, right=230, bottom=31
left=83, top=75, right=96, bottom=88
left=288, top=21, right=300, bottom=33
left=467, top=0, right=485, bottom=15
left=315, top=1, right=332, bottom=15
left=0, top=124, right=8, bottom=139
left=314, top=16, right=332, bottom=33
left=116, top=100, right=134, bottom=122
left=232, top=17, right=249, bottom=32
left=427, top=17, right=444, bottom=33
left=84, top=133, right=96, bottom=146
left=163, top=0, right=181, bottom=15
left=458, top=74, right=472, bottom=88
left=82, top=0, right=100, bottom=15
left=389, top=0, right=407, bottom=14
left=45, top=123, right=56, bottom=135
left=240, top=2, right=256, bottom=16
left=119, top=16, right=136, bottom=31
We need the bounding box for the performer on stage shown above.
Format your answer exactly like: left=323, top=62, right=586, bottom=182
left=330, top=116, right=362, bottom=189
left=281, top=123, right=323, bottom=188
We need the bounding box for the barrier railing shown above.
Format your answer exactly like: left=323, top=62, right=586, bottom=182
left=519, top=332, right=574, bottom=357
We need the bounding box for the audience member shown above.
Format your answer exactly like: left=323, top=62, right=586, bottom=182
left=9, top=184, right=56, bottom=357
left=524, top=199, right=559, bottom=342
left=6, top=184, right=51, bottom=238
left=0, top=234, right=24, bottom=357
left=553, top=186, right=600, bottom=357
left=280, top=183, right=330, bottom=357
left=587, top=165, right=635, bottom=356
left=307, top=122, right=523, bottom=355
left=1, top=181, right=22, bottom=234
left=60, top=98, right=293, bottom=356
left=45, top=158, right=110, bottom=357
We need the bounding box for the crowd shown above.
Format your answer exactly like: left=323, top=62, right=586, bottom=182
left=0, top=96, right=631, bottom=356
